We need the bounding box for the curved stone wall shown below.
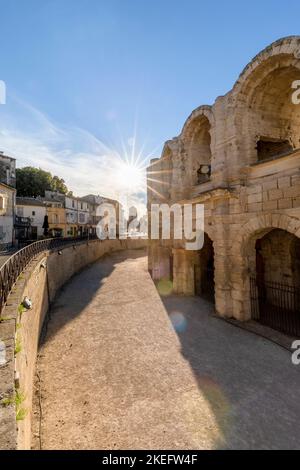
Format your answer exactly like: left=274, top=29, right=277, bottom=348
left=0, top=238, right=146, bottom=450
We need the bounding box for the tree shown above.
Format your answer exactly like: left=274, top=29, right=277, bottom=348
left=52, top=175, right=68, bottom=194
left=16, top=167, right=70, bottom=197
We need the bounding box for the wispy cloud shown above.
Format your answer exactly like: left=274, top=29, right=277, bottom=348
left=0, top=95, right=149, bottom=216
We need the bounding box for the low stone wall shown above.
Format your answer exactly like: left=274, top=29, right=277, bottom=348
left=0, top=238, right=146, bottom=450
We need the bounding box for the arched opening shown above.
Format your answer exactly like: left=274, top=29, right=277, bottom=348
left=186, top=116, right=212, bottom=185
left=194, top=233, right=215, bottom=302
left=249, top=228, right=300, bottom=335
left=241, top=59, right=300, bottom=164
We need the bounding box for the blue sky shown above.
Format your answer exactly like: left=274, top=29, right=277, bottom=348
left=0, top=0, right=299, bottom=210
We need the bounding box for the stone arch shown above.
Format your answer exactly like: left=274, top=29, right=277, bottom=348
left=239, top=213, right=300, bottom=249
left=232, top=213, right=300, bottom=320
left=180, top=106, right=215, bottom=186
left=232, top=36, right=300, bottom=165
left=181, top=105, right=215, bottom=138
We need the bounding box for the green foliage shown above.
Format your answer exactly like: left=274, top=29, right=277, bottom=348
left=14, top=336, right=22, bottom=355
left=18, top=303, right=26, bottom=316
left=0, top=316, right=13, bottom=322
left=52, top=175, right=69, bottom=194
left=1, top=395, right=15, bottom=407
left=1, top=391, right=27, bottom=421
left=15, top=390, right=25, bottom=407
left=16, top=407, right=27, bottom=421
left=16, top=166, right=69, bottom=197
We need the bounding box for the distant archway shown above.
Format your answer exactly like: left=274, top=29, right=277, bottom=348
left=194, top=233, right=215, bottom=302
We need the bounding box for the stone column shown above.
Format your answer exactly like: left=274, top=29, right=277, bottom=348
left=151, top=244, right=172, bottom=281
left=172, top=248, right=196, bottom=295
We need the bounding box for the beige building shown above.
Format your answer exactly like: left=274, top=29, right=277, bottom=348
left=44, top=191, right=89, bottom=237
left=147, top=36, right=300, bottom=336
left=82, top=194, right=122, bottom=236
left=43, top=197, right=66, bottom=237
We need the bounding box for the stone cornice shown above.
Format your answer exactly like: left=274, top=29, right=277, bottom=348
left=173, top=187, right=234, bottom=205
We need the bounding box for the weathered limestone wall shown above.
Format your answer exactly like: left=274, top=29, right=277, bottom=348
left=0, top=238, right=146, bottom=450
left=147, top=36, right=300, bottom=323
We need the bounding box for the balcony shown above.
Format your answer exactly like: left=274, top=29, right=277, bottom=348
left=14, top=215, right=31, bottom=227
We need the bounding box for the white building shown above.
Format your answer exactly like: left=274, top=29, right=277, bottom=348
left=0, top=182, right=16, bottom=250
left=0, top=152, right=16, bottom=250
left=15, top=197, right=46, bottom=240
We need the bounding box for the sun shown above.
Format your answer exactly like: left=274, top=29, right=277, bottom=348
left=115, top=160, right=145, bottom=192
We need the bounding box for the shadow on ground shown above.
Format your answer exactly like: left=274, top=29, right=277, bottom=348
left=41, top=248, right=146, bottom=345
left=161, top=295, right=300, bottom=449
left=35, top=249, right=300, bottom=450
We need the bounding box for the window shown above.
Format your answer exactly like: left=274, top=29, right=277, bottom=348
left=256, top=138, right=293, bottom=162
left=197, top=165, right=211, bottom=184
left=32, top=210, right=35, bottom=216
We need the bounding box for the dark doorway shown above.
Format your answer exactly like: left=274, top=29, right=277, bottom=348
left=251, top=230, right=300, bottom=336
left=194, top=233, right=215, bottom=302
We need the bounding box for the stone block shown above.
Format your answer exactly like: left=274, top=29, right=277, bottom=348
left=268, top=188, right=283, bottom=200
left=278, top=198, right=292, bottom=209
left=263, top=200, right=278, bottom=211
left=247, top=202, right=263, bottom=212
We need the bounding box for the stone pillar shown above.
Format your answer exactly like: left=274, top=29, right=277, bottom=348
left=210, top=222, right=233, bottom=318
left=151, top=244, right=172, bottom=281
left=172, top=248, right=196, bottom=295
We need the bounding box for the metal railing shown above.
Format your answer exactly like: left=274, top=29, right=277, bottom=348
left=250, top=276, right=300, bottom=337
left=14, top=215, right=31, bottom=226
left=0, top=235, right=98, bottom=315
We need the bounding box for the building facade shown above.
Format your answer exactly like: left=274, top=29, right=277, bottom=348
left=44, top=191, right=89, bottom=237
left=43, top=196, right=66, bottom=237
left=147, top=36, right=300, bottom=335
left=82, top=194, right=122, bottom=236
left=15, top=197, right=46, bottom=241
left=0, top=152, right=16, bottom=188
left=0, top=153, right=16, bottom=250
left=0, top=182, right=16, bottom=250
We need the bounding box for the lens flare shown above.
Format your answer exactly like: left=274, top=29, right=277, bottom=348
left=157, top=279, right=173, bottom=296
left=115, top=160, right=145, bottom=192
left=169, top=311, right=187, bottom=332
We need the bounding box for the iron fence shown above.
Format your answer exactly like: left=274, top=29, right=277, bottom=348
left=0, top=235, right=98, bottom=315
left=250, top=276, right=300, bottom=337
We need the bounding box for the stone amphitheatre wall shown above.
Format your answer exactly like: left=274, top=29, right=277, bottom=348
left=0, top=238, right=146, bottom=450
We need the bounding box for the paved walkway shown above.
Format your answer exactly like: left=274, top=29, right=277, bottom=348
left=33, top=250, right=300, bottom=450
